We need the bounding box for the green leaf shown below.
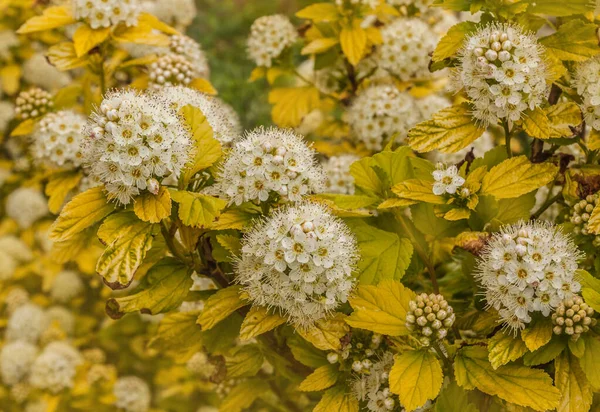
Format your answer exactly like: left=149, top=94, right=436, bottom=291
left=298, top=364, right=339, bottom=392
left=215, top=234, right=242, bottom=258
left=340, top=19, right=367, bottom=66
left=454, top=346, right=561, bottom=411
left=196, top=285, right=248, bottom=330
left=49, top=187, right=115, bottom=242
left=287, top=334, right=329, bottom=369
left=169, top=189, right=228, bottom=228
left=412, top=203, right=468, bottom=239
left=350, top=157, right=384, bottom=196
left=555, top=351, right=593, bottom=412
left=314, top=385, right=359, bottom=412
left=17, top=6, right=76, bottom=33
left=527, top=0, right=595, bottom=16
left=406, top=104, right=485, bottom=153
left=225, top=345, right=264, bottom=378
left=435, top=381, right=477, bottom=412
left=220, top=379, right=270, bottom=412
left=133, top=186, right=171, bottom=223
left=522, top=108, right=550, bottom=139
left=539, top=20, right=600, bottom=62
left=481, top=156, right=558, bottom=199
left=239, top=306, right=286, bottom=341
left=432, top=21, right=478, bottom=62
left=297, top=313, right=349, bottom=351
left=346, top=280, right=415, bottom=336
left=148, top=310, right=203, bottom=361
left=389, top=350, right=443, bottom=411
left=488, top=331, right=529, bottom=369
left=346, top=220, right=413, bottom=284
left=521, top=318, right=553, bottom=352
left=106, top=258, right=192, bottom=319
left=495, top=193, right=537, bottom=225
left=579, top=334, right=600, bottom=389
left=523, top=338, right=566, bottom=366
left=568, top=338, right=585, bottom=359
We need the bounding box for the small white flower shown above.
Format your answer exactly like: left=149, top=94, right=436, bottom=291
left=50, top=270, right=84, bottom=303
left=5, top=187, right=49, bottom=229
left=322, top=155, right=359, bottom=195
left=31, top=110, right=86, bottom=169
left=0, top=341, right=38, bottom=386
left=247, top=15, right=297, bottom=67
left=29, top=341, right=82, bottom=393
left=114, top=376, right=152, bottom=412
left=432, top=164, right=465, bottom=195
left=573, top=55, right=600, bottom=131
left=72, top=0, right=140, bottom=29
left=352, top=352, right=398, bottom=412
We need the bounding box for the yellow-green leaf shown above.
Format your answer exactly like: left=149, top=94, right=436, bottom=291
left=73, top=25, right=111, bottom=57
left=239, top=306, right=286, bottom=341
left=340, top=20, right=367, bottom=66
left=169, top=189, right=228, bottom=229
left=588, top=129, right=600, bottom=151
left=45, top=171, right=82, bottom=214
left=112, top=23, right=170, bottom=46
left=196, top=286, right=247, bottom=330
left=10, top=119, right=35, bottom=137
left=302, top=38, right=339, bottom=55
left=389, top=350, right=443, bottom=411
left=392, top=179, right=446, bottom=205
left=580, top=334, right=600, bottom=389
left=346, top=280, right=416, bottom=336
left=406, top=104, right=485, bottom=153
left=211, top=208, right=259, bottom=230
left=225, top=345, right=264, bottom=378
left=133, top=187, right=171, bottom=223
left=268, top=86, right=320, bottom=128
left=314, top=385, right=359, bottom=412
left=539, top=20, right=600, bottom=62
left=47, top=43, right=89, bottom=71
left=435, top=381, right=477, bottom=412
left=298, top=364, right=339, bottom=392
left=488, top=331, right=528, bottom=369
left=296, top=3, right=340, bottom=21
left=432, top=21, right=477, bottom=62
left=189, top=77, right=217, bottom=95
left=555, top=352, right=593, bottom=412
left=527, top=0, right=594, bottom=16
left=17, top=6, right=76, bottom=34
left=148, top=311, right=204, bottom=361
left=586, top=203, right=600, bottom=234
left=106, top=258, right=192, bottom=318
left=523, top=338, right=566, bottom=366
left=0, top=64, right=21, bottom=95
left=454, top=346, right=561, bottom=411
left=522, top=107, right=550, bottom=139
left=481, top=156, right=557, bottom=199
left=50, top=186, right=115, bottom=242
left=220, top=379, right=269, bottom=412
left=521, top=318, right=553, bottom=352
left=297, top=313, right=349, bottom=351
left=545, top=102, right=582, bottom=138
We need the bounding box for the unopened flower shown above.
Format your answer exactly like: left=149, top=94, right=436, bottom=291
left=141, top=0, right=196, bottom=30
left=378, top=18, right=438, bottom=81
left=29, top=341, right=82, bottom=393
left=476, top=221, right=583, bottom=332
left=453, top=23, right=548, bottom=126
left=406, top=293, right=455, bottom=346
left=83, top=89, right=192, bottom=205
left=168, top=35, right=210, bottom=79
left=348, top=85, right=419, bottom=151
left=22, top=53, right=70, bottom=91
left=552, top=295, right=596, bottom=341
left=15, top=88, right=54, bottom=121
left=214, top=127, right=325, bottom=205
left=6, top=303, right=49, bottom=344
left=237, top=202, right=358, bottom=327
left=432, top=163, right=465, bottom=195
left=0, top=341, right=38, bottom=386
left=148, top=54, right=196, bottom=88
left=6, top=187, right=49, bottom=229
left=567, top=194, right=600, bottom=247
left=247, top=15, right=297, bottom=67
left=72, top=0, right=140, bottom=29
left=114, top=376, right=151, bottom=412
left=574, top=56, right=600, bottom=130
left=31, top=110, right=86, bottom=169
left=322, top=155, right=359, bottom=195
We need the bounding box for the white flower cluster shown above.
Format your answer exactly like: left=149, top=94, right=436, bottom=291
left=477, top=221, right=583, bottom=332
left=348, top=85, right=420, bottom=151
left=169, top=35, right=210, bottom=79
left=22, top=53, right=71, bottom=92
left=0, top=236, right=32, bottom=281
left=29, top=341, right=82, bottom=393
left=378, top=18, right=438, bottom=81
left=5, top=287, right=29, bottom=314
left=148, top=54, right=196, bottom=88
left=84, top=89, right=192, bottom=205
left=322, top=155, right=359, bottom=195
left=6, top=187, right=49, bottom=229
left=0, top=341, right=38, bottom=385
left=31, top=110, right=86, bottom=169
left=141, top=0, right=196, bottom=30
left=5, top=303, right=49, bottom=344
left=215, top=127, right=325, bottom=205
left=454, top=23, right=548, bottom=126
left=72, top=0, right=140, bottom=29
left=432, top=163, right=465, bottom=196
left=114, top=376, right=151, bottom=412
left=247, top=15, right=298, bottom=67
left=237, top=202, right=358, bottom=327
left=353, top=352, right=398, bottom=412
left=415, top=94, right=450, bottom=121
left=573, top=55, right=600, bottom=130
left=155, top=86, right=241, bottom=146
left=50, top=271, right=84, bottom=303
left=15, top=87, right=54, bottom=120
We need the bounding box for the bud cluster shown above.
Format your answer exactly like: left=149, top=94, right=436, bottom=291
left=567, top=194, right=600, bottom=247
left=15, top=88, right=53, bottom=120
left=552, top=295, right=596, bottom=341
left=148, top=54, right=195, bottom=88
left=326, top=332, right=385, bottom=375
left=406, top=293, right=455, bottom=346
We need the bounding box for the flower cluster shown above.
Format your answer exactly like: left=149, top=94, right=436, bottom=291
left=406, top=293, right=455, bottom=346
left=348, top=85, right=419, bottom=151
left=327, top=331, right=386, bottom=375
left=453, top=23, right=548, bottom=126
left=476, top=221, right=583, bottom=332
left=29, top=341, right=83, bottom=393
left=322, top=155, right=359, bottom=195
left=83, top=89, right=192, bottom=205
left=5, top=303, right=49, bottom=344
left=432, top=163, right=465, bottom=196
left=247, top=15, right=298, bottom=67
left=72, top=0, right=140, bottom=29
left=352, top=352, right=398, bottom=412
left=551, top=295, right=596, bottom=341
left=0, top=235, right=32, bottom=281
left=5, top=187, right=49, bottom=229
left=113, top=376, right=152, bottom=412
left=236, top=202, right=359, bottom=327
left=169, top=35, right=210, bottom=79
left=214, top=127, right=325, bottom=205
left=378, top=18, right=438, bottom=81
left=0, top=341, right=38, bottom=385
left=15, top=87, right=54, bottom=120
left=31, top=110, right=86, bottom=169
left=567, top=194, right=600, bottom=246
left=50, top=270, right=84, bottom=303
left=148, top=54, right=196, bottom=88
left=573, top=56, right=600, bottom=130
left=415, top=94, right=450, bottom=121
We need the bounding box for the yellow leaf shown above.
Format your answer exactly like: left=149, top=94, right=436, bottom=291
left=377, top=198, right=417, bottom=209
left=249, top=67, right=266, bottom=82
left=522, top=107, right=550, bottom=139
left=586, top=202, right=600, bottom=235
left=454, top=346, right=561, bottom=411
left=0, top=64, right=21, bottom=95
left=239, top=306, right=286, bottom=341
left=298, top=364, right=339, bottom=392
left=579, top=334, right=600, bottom=389
left=211, top=208, right=259, bottom=230
left=137, top=12, right=179, bottom=35
left=188, top=77, right=217, bottom=95
left=266, top=67, right=285, bottom=84
left=587, top=129, right=600, bottom=151
left=432, top=21, right=478, bottom=62
left=521, top=318, right=553, bottom=351
left=406, top=104, right=486, bottom=153
left=389, top=350, right=443, bottom=411
left=73, top=25, right=111, bottom=57
left=196, top=286, right=247, bottom=330
left=269, top=86, right=321, bottom=128
left=314, top=385, right=359, bottom=412
left=297, top=313, right=349, bottom=351
left=49, top=186, right=115, bottom=242
left=444, top=208, right=471, bottom=221
left=346, top=280, right=416, bottom=336
left=45, top=171, right=82, bottom=214
left=220, top=379, right=270, bottom=412
left=488, top=330, right=528, bottom=369
left=545, top=102, right=582, bottom=138
left=17, top=6, right=76, bottom=34
left=481, top=156, right=558, bottom=199
left=392, top=179, right=446, bottom=204
left=112, top=24, right=170, bottom=46
left=301, top=38, right=339, bottom=55
left=555, top=351, right=593, bottom=412
left=133, top=187, right=171, bottom=223
left=340, top=20, right=367, bottom=66
left=10, top=119, right=36, bottom=137
left=47, top=43, right=89, bottom=71
left=365, top=27, right=382, bottom=45
left=169, top=190, right=228, bottom=229
left=296, top=3, right=340, bottom=22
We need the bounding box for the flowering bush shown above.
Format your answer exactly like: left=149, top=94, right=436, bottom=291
left=2, top=0, right=600, bottom=411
